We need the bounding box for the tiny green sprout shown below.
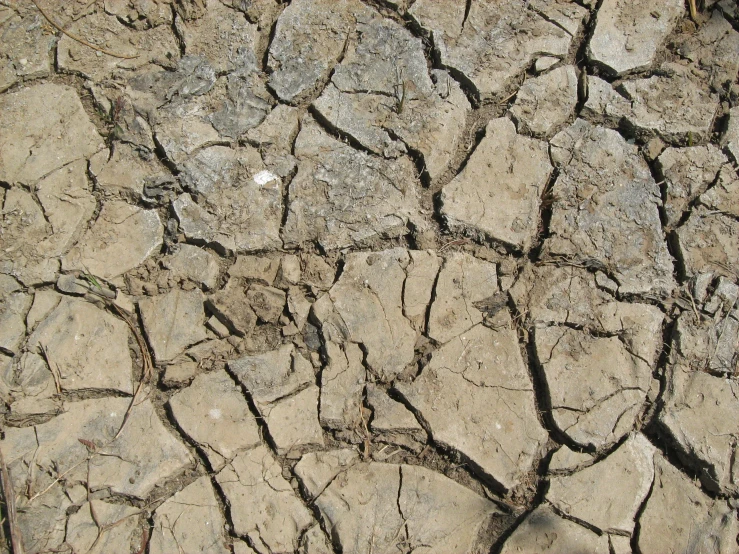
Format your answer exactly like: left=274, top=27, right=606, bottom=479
left=80, top=264, right=101, bottom=291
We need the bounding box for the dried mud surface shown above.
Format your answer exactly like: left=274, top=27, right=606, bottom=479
left=1, top=0, right=739, bottom=552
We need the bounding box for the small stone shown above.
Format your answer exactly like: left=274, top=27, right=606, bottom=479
left=27, top=297, right=133, bottom=393
left=216, top=445, right=315, bottom=552
left=206, top=315, right=230, bottom=338
left=587, top=0, right=684, bottom=76
left=547, top=433, right=655, bottom=534
left=499, top=504, right=610, bottom=554
left=168, top=370, right=261, bottom=470
left=282, top=117, right=422, bottom=250
left=206, top=278, right=257, bottom=336
left=63, top=201, right=163, bottom=280
left=441, top=118, right=552, bottom=250
left=162, top=360, right=199, bottom=387
left=162, top=244, right=220, bottom=290
left=0, top=84, right=103, bottom=184
left=427, top=252, right=498, bottom=344
left=510, top=65, right=579, bottom=137
left=139, top=289, right=208, bottom=362
left=229, top=255, right=280, bottom=285
left=396, top=318, right=547, bottom=492
left=656, top=145, right=728, bottom=228
left=544, top=119, right=675, bottom=296
left=247, top=284, right=286, bottom=323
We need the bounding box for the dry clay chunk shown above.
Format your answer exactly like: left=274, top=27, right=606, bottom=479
left=0, top=84, right=103, bottom=184
left=396, top=316, right=547, bottom=492
left=409, top=0, right=586, bottom=100
left=441, top=117, right=552, bottom=251
left=544, top=119, right=675, bottom=296
left=63, top=201, right=163, bottom=280
left=282, top=117, right=422, bottom=250
left=587, top=0, right=683, bottom=76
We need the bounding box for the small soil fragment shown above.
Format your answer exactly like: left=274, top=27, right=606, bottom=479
left=409, top=0, right=587, bottom=100
left=396, top=315, right=548, bottom=492
left=656, top=145, right=728, bottom=228
left=440, top=118, right=552, bottom=251
left=150, top=476, right=229, bottom=554
left=587, top=0, right=684, bottom=76
left=547, top=433, right=656, bottom=535
left=140, top=289, right=208, bottom=362
left=168, top=370, right=261, bottom=470
left=544, top=119, right=675, bottom=296
left=63, top=200, right=163, bottom=280
left=638, top=452, right=738, bottom=553
left=282, top=117, right=422, bottom=250
left=509, top=65, right=579, bottom=138
left=216, top=445, right=315, bottom=552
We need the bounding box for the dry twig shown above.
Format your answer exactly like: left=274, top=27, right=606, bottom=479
left=0, top=447, right=23, bottom=554
left=688, top=0, right=698, bottom=21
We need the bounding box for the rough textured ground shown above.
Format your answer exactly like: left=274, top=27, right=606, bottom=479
left=1, top=0, right=739, bottom=552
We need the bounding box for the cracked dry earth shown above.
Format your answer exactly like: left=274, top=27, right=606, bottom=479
left=2, top=1, right=739, bottom=553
